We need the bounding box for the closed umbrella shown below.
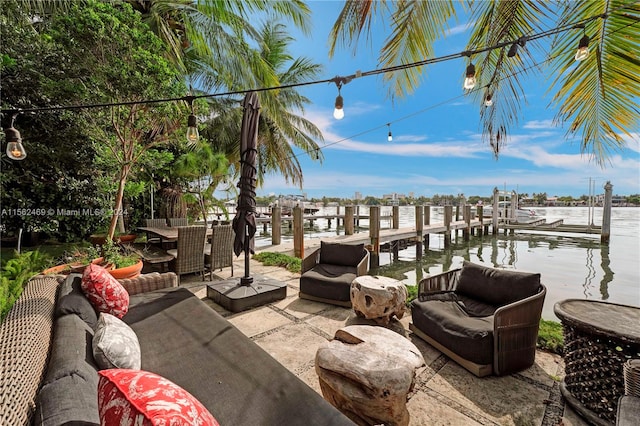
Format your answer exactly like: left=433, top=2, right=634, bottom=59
left=232, top=92, right=260, bottom=285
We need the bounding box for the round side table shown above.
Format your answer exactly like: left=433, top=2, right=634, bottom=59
left=350, top=275, right=407, bottom=324
left=554, top=299, right=640, bottom=425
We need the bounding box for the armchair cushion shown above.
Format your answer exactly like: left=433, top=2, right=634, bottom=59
left=456, top=261, right=541, bottom=306
left=300, top=264, right=357, bottom=302
left=412, top=297, right=494, bottom=365
left=319, top=242, right=365, bottom=267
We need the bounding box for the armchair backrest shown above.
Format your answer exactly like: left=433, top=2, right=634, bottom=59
left=319, top=241, right=367, bottom=267
left=208, top=224, right=234, bottom=270
left=454, top=261, right=541, bottom=306
left=168, top=217, right=188, bottom=227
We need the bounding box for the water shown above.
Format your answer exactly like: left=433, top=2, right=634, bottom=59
left=254, top=206, right=640, bottom=320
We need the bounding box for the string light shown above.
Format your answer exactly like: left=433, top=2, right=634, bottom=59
left=3, top=113, right=26, bottom=160
left=484, top=93, right=493, bottom=106
left=387, top=123, right=393, bottom=142
left=1, top=9, right=619, bottom=162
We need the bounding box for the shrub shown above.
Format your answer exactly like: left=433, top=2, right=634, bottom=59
left=252, top=252, right=301, bottom=273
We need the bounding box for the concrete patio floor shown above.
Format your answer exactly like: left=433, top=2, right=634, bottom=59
left=181, top=258, right=589, bottom=426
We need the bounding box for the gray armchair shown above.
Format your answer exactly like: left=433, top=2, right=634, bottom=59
left=168, top=217, right=188, bottom=227
left=410, top=261, right=546, bottom=377
left=144, top=218, right=168, bottom=245
left=299, top=242, right=369, bottom=307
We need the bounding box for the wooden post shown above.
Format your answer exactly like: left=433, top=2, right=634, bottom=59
left=369, top=206, right=380, bottom=268
left=415, top=205, right=423, bottom=260
left=477, top=205, right=484, bottom=236
left=356, top=205, right=361, bottom=230
left=345, top=205, right=354, bottom=235
left=392, top=205, right=400, bottom=229
left=444, top=205, right=453, bottom=247
left=601, top=181, right=612, bottom=244
left=463, top=205, right=471, bottom=240
left=336, top=205, right=341, bottom=226
left=423, top=205, right=431, bottom=248
left=272, top=206, right=281, bottom=245
left=293, top=206, right=304, bottom=259
left=492, top=187, right=500, bottom=235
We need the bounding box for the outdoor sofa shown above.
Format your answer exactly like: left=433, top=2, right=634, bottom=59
left=0, top=271, right=353, bottom=425
left=410, top=260, right=546, bottom=377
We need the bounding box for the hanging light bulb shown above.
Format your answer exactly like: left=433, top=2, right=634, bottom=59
left=484, top=93, right=493, bottom=106
left=186, top=113, right=199, bottom=143
left=185, top=95, right=199, bottom=143
left=387, top=123, right=393, bottom=142
left=507, top=42, right=519, bottom=58
left=4, top=114, right=27, bottom=161
left=463, top=63, right=476, bottom=90
left=333, top=91, right=344, bottom=120
left=575, top=34, right=590, bottom=61
left=314, top=149, right=319, bottom=160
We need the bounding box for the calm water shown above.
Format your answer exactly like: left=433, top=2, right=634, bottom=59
left=255, top=206, right=640, bottom=320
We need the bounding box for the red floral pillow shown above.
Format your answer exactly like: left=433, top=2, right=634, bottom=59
left=81, top=263, right=129, bottom=318
left=98, top=369, right=219, bottom=426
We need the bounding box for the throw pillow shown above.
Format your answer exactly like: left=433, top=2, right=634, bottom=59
left=93, top=313, right=141, bottom=370
left=98, top=369, right=219, bottom=426
left=81, top=263, right=129, bottom=318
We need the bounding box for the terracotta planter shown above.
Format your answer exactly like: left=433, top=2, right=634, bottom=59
left=89, top=234, right=138, bottom=246
left=42, top=262, right=87, bottom=275
left=106, top=259, right=143, bottom=280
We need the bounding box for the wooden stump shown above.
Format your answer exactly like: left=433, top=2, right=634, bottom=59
left=315, top=325, right=425, bottom=426
left=350, top=276, right=407, bottom=325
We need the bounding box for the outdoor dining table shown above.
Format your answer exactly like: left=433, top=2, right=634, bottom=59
left=137, top=226, right=213, bottom=243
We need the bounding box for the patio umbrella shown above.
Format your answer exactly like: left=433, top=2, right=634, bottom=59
left=232, top=91, right=260, bottom=285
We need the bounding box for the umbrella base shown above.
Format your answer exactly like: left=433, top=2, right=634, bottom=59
left=207, top=274, right=287, bottom=313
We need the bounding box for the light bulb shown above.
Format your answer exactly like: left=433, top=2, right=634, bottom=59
left=484, top=94, right=493, bottom=106
left=387, top=131, right=393, bottom=142
left=463, top=63, right=476, bottom=90
left=333, top=94, right=344, bottom=120
left=186, top=113, right=199, bottom=143
left=575, top=35, right=590, bottom=61
left=7, top=141, right=27, bottom=160
left=4, top=126, right=26, bottom=160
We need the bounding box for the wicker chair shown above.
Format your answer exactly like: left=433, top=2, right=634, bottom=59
left=144, top=218, right=168, bottom=245
left=410, top=261, right=546, bottom=377
left=168, top=217, right=188, bottom=227
left=167, top=226, right=207, bottom=281
left=204, top=224, right=234, bottom=279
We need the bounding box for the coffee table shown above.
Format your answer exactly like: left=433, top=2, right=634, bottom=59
left=350, top=275, right=407, bottom=324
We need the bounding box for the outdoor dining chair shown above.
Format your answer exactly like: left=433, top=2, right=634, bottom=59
left=144, top=218, right=168, bottom=245
left=204, top=224, right=234, bottom=279
left=167, top=226, right=207, bottom=281
left=168, top=217, right=188, bottom=227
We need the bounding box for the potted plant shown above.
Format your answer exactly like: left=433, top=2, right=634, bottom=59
left=94, top=238, right=143, bottom=279
left=43, top=245, right=101, bottom=275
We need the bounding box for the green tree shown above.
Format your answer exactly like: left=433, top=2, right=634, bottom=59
left=328, top=1, right=639, bottom=163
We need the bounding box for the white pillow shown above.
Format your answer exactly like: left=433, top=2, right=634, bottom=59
left=93, top=313, right=141, bottom=370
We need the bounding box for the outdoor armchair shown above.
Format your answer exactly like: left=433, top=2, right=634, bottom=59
left=168, top=217, right=188, bottom=227
left=299, top=241, right=369, bottom=307
left=144, top=218, right=168, bottom=245
left=167, top=226, right=207, bottom=281
left=410, top=261, right=546, bottom=377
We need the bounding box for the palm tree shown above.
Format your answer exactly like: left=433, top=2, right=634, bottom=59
left=328, top=0, right=639, bottom=164
left=201, top=21, right=324, bottom=188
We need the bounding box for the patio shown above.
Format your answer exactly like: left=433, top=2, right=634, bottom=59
left=180, top=257, right=589, bottom=426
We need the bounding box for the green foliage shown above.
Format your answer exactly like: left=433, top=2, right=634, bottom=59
left=405, top=284, right=418, bottom=306
left=252, top=252, right=301, bottom=274
left=101, top=239, right=140, bottom=269
left=537, top=319, right=564, bottom=355
left=1, top=250, right=52, bottom=321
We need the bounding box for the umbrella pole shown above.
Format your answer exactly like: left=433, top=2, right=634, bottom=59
left=241, top=223, right=253, bottom=286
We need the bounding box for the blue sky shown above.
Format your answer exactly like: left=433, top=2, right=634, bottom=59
left=254, top=2, right=640, bottom=199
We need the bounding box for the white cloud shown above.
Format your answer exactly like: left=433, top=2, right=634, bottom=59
left=523, top=119, right=558, bottom=130
left=446, top=21, right=474, bottom=36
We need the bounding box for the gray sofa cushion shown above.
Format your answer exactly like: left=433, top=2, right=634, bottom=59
left=300, top=264, right=357, bottom=302
left=319, top=242, right=364, bottom=267
left=124, top=288, right=353, bottom=426
left=55, top=276, right=98, bottom=330
left=411, top=298, right=494, bottom=365
left=34, top=314, right=99, bottom=425
left=456, top=261, right=541, bottom=306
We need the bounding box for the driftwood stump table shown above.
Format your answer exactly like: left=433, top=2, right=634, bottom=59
left=350, top=275, right=407, bottom=325
left=315, top=325, right=425, bottom=426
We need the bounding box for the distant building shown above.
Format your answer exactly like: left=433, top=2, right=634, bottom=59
left=354, top=191, right=362, bottom=201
